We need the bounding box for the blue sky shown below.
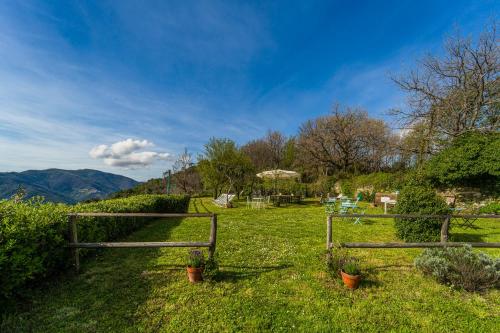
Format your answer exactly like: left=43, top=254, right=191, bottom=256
left=0, top=0, right=497, bottom=180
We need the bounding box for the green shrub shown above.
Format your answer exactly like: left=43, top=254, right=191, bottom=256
left=424, top=131, right=500, bottom=190
left=340, top=179, right=354, bottom=197
left=394, top=181, right=449, bottom=242
left=479, top=202, right=500, bottom=215
left=0, top=194, right=189, bottom=307
left=203, top=255, right=220, bottom=281
left=415, top=245, right=500, bottom=292
left=0, top=198, right=69, bottom=306
left=326, top=248, right=357, bottom=278
left=352, top=172, right=406, bottom=193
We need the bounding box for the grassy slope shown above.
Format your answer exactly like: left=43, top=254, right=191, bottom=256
left=4, top=198, right=499, bottom=332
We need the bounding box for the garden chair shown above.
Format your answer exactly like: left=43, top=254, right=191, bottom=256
left=339, top=200, right=365, bottom=224
left=251, top=196, right=265, bottom=209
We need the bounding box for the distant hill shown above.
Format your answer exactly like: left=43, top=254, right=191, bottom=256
left=0, top=169, right=139, bottom=204
left=110, top=178, right=165, bottom=198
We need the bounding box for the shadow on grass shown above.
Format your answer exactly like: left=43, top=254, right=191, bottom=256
left=368, top=264, right=413, bottom=271
left=359, top=278, right=383, bottom=288
left=449, top=233, right=486, bottom=242
left=3, top=217, right=186, bottom=332
left=212, top=264, right=293, bottom=282
left=193, top=198, right=213, bottom=213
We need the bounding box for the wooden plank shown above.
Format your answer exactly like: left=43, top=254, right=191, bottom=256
left=68, top=213, right=213, bottom=218
left=69, top=241, right=211, bottom=248
left=335, top=242, right=500, bottom=248
left=326, top=215, right=332, bottom=250
left=208, top=214, right=217, bottom=259
left=328, top=214, right=499, bottom=219
left=440, top=215, right=451, bottom=242
left=68, top=215, right=80, bottom=273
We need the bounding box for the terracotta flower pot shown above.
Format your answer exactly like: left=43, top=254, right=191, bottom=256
left=187, top=266, right=203, bottom=283
left=341, top=270, right=361, bottom=290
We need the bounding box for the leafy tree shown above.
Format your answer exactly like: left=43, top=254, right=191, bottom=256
left=198, top=138, right=254, bottom=198
left=424, top=131, right=500, bottom=190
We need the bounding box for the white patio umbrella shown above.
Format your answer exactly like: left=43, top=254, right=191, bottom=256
left=256, top=169, right=300, bottom=193
left=256, top=169, right=300, bottom=180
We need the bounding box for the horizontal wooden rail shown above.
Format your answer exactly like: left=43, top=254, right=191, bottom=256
left=68, top=212, right=213, bottom=218
left=69, top=241, right=212, bottom=248
left=67, top=212, right=217, bottom=273
left=331, top=242, right=500, bottom=248
left=326, top=214, right=500, bottom=252
left=328, top=214, right=499, bottom=219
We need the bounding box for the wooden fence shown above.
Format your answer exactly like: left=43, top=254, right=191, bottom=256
left=67, top=212, right=217, bottom=272
left=326, top=214, right=500, bottom=250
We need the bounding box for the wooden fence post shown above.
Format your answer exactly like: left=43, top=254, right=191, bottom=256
left=440, top=215, right=451, bottom=243
left=208, top=214, right=217, bottom=259
left=327, top=215, right=332, bottom=250
left=68, top=215, right=80, bottom=273
left=326, top=215, right=333, bottom=262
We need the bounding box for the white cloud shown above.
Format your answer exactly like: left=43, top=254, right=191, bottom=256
left=89, top=144, right=110, bottom=159
left=90, top=139, right=170, bottom=168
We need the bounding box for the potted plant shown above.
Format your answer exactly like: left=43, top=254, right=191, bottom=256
left=341, top=261, right=361, bottom=289
left=187, top=250, right=205, bottom=283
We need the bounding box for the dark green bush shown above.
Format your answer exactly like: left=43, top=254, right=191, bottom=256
left=0, top=194, right=189, bottom=307
left=424, top=131, right=500, bottom=190
left=394, top=181, right=449, bottom=242
left=340, top=179, right=354, bottom=197
left=415, top=245, right=500, bottom=292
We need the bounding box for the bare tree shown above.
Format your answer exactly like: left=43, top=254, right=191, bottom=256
left=392, top=21, right=500, bottom=161
left=241, top=130, right=291, bottom=171
left=172, top=148, right=200, bottom=194
left=297, top=104, right=394, bottom=175
left=266, top=130, right=286, bottom=168
left=241, top=139, right=273, bottom=172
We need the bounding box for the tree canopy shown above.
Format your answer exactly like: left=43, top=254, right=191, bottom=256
left=424, top=131, right=500, bottom=189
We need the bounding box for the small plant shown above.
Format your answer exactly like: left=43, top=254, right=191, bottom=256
left=187, top=250, right=205, bottom=268
left=326, top=247, right=357, bottom=278
left=186, top=249, right=205, bottom=283
left=340, top=259, right=362, bottom=290
left=342, top=262, right=361, bottom=276
left=415, top=245, right=500, bottom=292
left=203, top=255, right=220, bottom=281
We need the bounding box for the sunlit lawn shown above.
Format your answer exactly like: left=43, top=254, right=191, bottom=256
left=4, top=198, right=499, bottom=332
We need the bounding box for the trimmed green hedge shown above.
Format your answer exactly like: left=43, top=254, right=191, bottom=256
left=394, top=182, right=448, bottom=242
left=0, top=195, right=189, bottom=307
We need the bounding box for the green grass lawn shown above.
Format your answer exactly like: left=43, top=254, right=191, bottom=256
left=3, top=198, right=499, bottom=332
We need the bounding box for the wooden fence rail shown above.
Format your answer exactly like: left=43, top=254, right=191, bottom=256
left=68, top=213, right=217, bottom=273
left=326, top=214, right=500, bottom=250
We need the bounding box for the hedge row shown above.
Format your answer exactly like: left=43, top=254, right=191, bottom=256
left=0, top=194, right=190, bottom=306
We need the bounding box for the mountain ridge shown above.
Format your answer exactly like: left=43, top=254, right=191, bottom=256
left=0, top=168, right=139, bottom=203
